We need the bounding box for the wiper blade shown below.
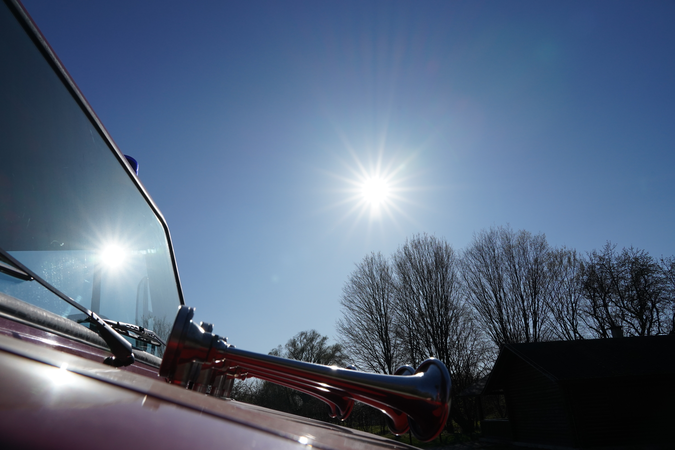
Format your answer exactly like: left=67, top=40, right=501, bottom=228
left=0, top=245, right=135, bottom=367
left=104, top=320, right=166, bottom=348
left=0, top=256, right=32, bottom=281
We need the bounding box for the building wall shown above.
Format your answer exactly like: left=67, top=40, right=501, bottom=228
left=503, top=358, right=574, bottom=447
left=564, top=375, right=675, bottom=448
left=481, top=419, right=512, bottom=441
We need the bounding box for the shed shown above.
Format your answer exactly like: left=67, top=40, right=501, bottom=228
left=481, top=335, right=675, bottom=449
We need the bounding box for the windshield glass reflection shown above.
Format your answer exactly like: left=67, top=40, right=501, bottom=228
left=0, top=2, right=180, bottom=348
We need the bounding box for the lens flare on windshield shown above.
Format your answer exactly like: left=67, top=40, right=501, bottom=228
left=101, top=244, right=126, bottom=269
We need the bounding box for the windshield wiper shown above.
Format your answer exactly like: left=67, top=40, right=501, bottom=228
left=104, top=320, right=166, bottom=348
left=0, top=246, right=135, bottom=367
left=0, top=258, right=32, bottom=281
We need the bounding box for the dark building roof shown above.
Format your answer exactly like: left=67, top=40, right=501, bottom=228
left=484, top=335, right=675, bottom=394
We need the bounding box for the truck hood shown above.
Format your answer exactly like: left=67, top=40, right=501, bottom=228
left=0, top=334, right=418, bottom=450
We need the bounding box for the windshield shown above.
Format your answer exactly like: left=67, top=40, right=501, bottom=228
left=0, top=2, right=181, bottom=348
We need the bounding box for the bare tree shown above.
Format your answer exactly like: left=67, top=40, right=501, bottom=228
left=273, top=329, right=348, bottom=366
left=337, top=252, right=403, bottom=374
left=659, top=256, right=675, bottom=333
left=252, top=330, right=348, bottom=421
left=581, top=243, right=670, bottom=337
left=393, top=234, right=489, bottom=434
left=462, top=226, right=554, bottom=346
left=578, top=243, right=619, bottom=338
left=617, top=247, right=669, bottom=336
left=230, top=378, right=261, bottom=403
left=548, top=248, right=589, bottom=340
left=393, top=234, right=466, bottom=366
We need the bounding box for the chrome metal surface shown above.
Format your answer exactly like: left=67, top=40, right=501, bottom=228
left=160, top=306, right=452, bottom=442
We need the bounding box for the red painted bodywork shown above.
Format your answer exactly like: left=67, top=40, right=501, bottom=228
left=0, top=327, right=418, bottom=450
left=0, top=315, right=160, bottom=378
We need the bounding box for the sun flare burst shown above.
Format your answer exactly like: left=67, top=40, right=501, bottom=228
left=101, top=244, right=126, bottom=269
left=317, top=141, right=425, bottom=242
left=360, top=176, right=391, bottom=209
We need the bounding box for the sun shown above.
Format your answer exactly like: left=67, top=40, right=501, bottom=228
left=360, top=176, right=391, bottom=209
left=316, top=125, right=428, bottom=240
left=320, top=146, right=421, bottom=232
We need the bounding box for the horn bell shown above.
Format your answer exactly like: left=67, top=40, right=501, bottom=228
left=160, top=306, right=451, bottom=442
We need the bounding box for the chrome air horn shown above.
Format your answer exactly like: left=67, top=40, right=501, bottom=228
left=160, top=306, right=451, bottom=442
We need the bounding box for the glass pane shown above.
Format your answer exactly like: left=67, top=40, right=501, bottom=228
left=0, top=2, right=180, bottom=340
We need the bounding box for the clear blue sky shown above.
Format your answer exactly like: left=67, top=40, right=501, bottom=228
left=23, top=0, right=675, bottom=354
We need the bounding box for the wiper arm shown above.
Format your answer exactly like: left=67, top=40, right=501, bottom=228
left=0, top=258, right=32, bottom=281
left=0, top=246, right=135, bottom=367
left=104, top=320, right=166, bottom=348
